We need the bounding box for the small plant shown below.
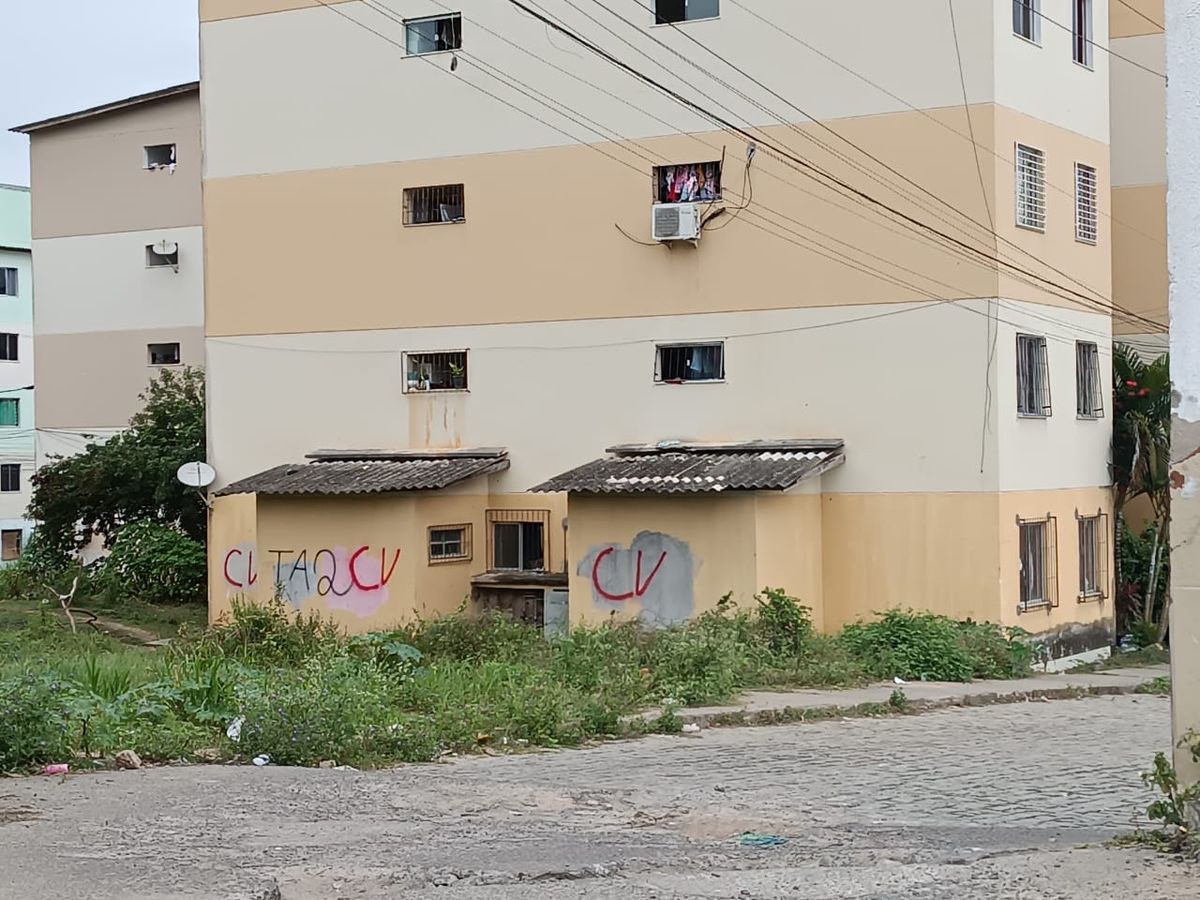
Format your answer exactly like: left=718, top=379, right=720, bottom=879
left=888, top=687, right=908, bottom=711
left=1135, top=676, right=1172, bottom=696
left=1139, top=731, right=1200, bottom=852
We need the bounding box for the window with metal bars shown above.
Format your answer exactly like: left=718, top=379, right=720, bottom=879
left=1076, top=511, right=1108, bottom=600
left=1075, top=341, right=1103, bottom=418
left=1015, top=143, right=1046, bottom=231
left=655, top=0, right=719, bottom=24
left=405, top=13, right=461, bottom=56
left=1018, top=515, right=1058, bottom=611
left=403, top=184, right=465, bottom=225
left=1075, top=163, right=1098, bottom=244
left=1072, top=0, right=1093, bottom=67
left=0, top=333, right=17, bottom=362
left=486, top=509, right=549, bottom=572
left=428, top=524, right=472, bottom=564
left=0, top=268, right=17, bottom=296
left=1016, top=334, right=1051, bottom=417
left=0, top=464, right=19, bottom=493
left=1013, top=0, right=1041, bottom=43
left=656, top=342, right=724, bottom=383
left=404, top=350, right=468, bottom=392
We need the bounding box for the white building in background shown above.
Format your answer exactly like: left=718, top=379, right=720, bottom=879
left=0, top=183, right=36, bottom=563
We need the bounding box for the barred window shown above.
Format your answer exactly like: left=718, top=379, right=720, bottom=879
left=1077, top=512, right=1108, bottom=600
left=1019, top=515, right=1059, bottom=611
left=1075, top=341, right=1103, bottom=418
left=1015, top=143, right=1046, bottom=231
left=1016, top=334, right=1051, bottom=417
left=403, top=184, right=465, bottom=225
left=1075, top=163, right=1098, bottom=244
left=656, top=342, right=724, bottom=383
left=428, top=525, right=472, bottom=564
left=403, top=350, right=468, bottom=392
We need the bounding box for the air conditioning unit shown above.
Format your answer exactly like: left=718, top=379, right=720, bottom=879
left=652, top=202, right=701, bottom=242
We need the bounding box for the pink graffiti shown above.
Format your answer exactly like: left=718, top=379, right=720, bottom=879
left=590, top=546, right=668, bottom=602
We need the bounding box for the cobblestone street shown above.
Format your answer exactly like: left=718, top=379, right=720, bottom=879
left=1, top=694, right=1194, bottom=899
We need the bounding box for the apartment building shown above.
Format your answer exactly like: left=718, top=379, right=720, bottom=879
left=202, top=1, right=1117, bottom=664
left=11, top=83, right=204, bottom=466
left=1109, top=0, right=1167, bottom=355
left=0, top=184, right=35, bottom=564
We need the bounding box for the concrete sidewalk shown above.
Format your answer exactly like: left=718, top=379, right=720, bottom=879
left=658, top=665, right=1170, bottom=728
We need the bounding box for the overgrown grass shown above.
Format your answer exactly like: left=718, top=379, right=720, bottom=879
left=0, top=592, right=1036, bottom=773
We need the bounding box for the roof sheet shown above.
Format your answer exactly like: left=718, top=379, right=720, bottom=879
left=216, top=451, right=509, bottom=497
left=531, top=440, right=844, bottom=495
left=11, top=82, right=199, bottom=134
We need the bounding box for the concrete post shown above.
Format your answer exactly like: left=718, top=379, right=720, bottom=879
left=1166, top=0, right=1200, bottom=785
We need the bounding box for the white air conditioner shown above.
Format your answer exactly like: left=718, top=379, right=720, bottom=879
left=652, top=202, right=701, bottom=242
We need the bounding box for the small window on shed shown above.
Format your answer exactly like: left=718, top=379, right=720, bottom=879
left=144, top=144, right=176, bottom=169
left=653, top=161, right=722, bottom=203
left=148, top=342, right=181, bottom=366
left=655, top=342, right=724, bottom=383
left=403, top=184, right=465, bottom=225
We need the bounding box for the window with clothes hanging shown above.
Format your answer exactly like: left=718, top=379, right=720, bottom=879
left=1013, top=0, right=1041, bottom=43
left=405, top=13, right=461, bottom=55
left=1077, top=511, right=1108, bottom=600
left=1018, top=515, right=1058, bottom=611
left=656, top=342, right=724, bottom=383
left=655, top=0, right=719, bottom=23
left=653, top=161, right=722, bottom=203
left=1016, top=334, right=1051, bottom=417
left=1075, top=163, right=1098, bottom=244
left=0, top=398, right=19, bottom=427
left=1075, top=341, right=1103, bottom=418
left=0, top=464, right=19, bottom=493
left=0, top=268, right=17, bottom=296
left=144, top=144, right=176, bottom=169
left=1015, top=143, right=1046, bottom=231
left=1072, top=0, right=1093, bottom=67
left=403, top=184, right=465, bottom=225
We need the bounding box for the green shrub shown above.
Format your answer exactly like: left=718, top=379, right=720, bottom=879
left=840, top=610, right=977, bottom=682
left=211, top=595, right=344, bottom=665
left=0, top=675, right=75, bottom=771
left=98, top=521, right=206, bottom=604
left=400, top=608, right=551, bottom=664
left=754, top=587, right=814, bottom=661
left=957, top=620, right=1032, bottom=678
left=642, top=610, right=759, bottom=705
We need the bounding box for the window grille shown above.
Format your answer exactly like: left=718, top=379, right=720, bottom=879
left=1018, top=514, right=1059, bottom=611
left=1076, top=511, right=1109, bottom=600
left=428, top=524, right=472, bottom=563
left=1016, top=334, right=1051, bottom=417
left=486, top=509, right=550, bottom=572
left=403, top=184, right=465, bottom=225
left=1075, top=163, right=1098, bottom=244
left=1015, top=143, right=1046, bottom=231
left=656, top=342, right=724, bottom=383
left=1075, top=341, right=1103, bottom=417
left=403, top=350, right=468, bottom=392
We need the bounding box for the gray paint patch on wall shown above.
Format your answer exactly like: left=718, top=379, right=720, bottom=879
left=579, top=531, right=694, bottom=627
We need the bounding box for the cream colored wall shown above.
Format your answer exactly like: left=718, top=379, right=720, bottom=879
left=27, top=93, right=201, bottom=240
left=1110, top=33, right=1166, bottom=187
left=566, top=493, right=760, bottom=626
left=1111, top=184, right=1167, bottom=335
left=200, top=0, right=1001, bottom=180
left=1111, top=0, right=1163, bottom=38
left=753, top=493, right=825, bottom=633
left=200, top=0, right=352, bottom=21
left=208, top=492, right=257, bottom=624
left=997, top=486, right=1114, bottom=633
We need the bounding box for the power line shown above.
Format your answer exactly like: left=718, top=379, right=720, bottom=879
left=1035, top=3, right=1165, bottom=78
left=1115, top=0, right=1164, bottom=31
left=592, top=0, right=1164, bottom=330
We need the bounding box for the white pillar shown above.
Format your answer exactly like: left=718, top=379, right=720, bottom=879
left=1167, top=0, right=1200, bottom=784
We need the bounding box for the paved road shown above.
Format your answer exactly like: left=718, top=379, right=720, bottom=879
left=0, top=694, right=1193, bottom=899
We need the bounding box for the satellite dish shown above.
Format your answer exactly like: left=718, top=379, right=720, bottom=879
left=154, top=240, right=179, bottom=257
left=177, top=461, right=216, bottom=489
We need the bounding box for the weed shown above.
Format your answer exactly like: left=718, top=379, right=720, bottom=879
left=1135, top=676, right=1172, bottom=696
left=1138, top=731, right=1200, bottom=853
left=888, top=688, right=908, bottom=711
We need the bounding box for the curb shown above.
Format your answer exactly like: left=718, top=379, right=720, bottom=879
left=665, top=682, right=1162, bottom=730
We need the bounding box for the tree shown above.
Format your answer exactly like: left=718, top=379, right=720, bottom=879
left=28, top=367, right=206, bottom=556
left=1111, top=344, right=1171, bottom=643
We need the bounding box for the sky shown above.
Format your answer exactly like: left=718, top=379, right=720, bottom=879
left=0, top=1, right=199, bottom=186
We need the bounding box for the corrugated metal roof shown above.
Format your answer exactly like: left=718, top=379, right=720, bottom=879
left=531, top=440, right=845, bottom=494
left=11, top=82, right=199, bottom=134
left=216, top=450, right=509, bottom=497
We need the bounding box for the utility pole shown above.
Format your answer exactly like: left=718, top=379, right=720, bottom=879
left=1167, top=0, right=1200, bottom=787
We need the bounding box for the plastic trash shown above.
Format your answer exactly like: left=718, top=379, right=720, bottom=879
left=681, top=723, right=701, bottom=734
left=226, top=716, right=245, bottom=743
left=893, top=676, right=907, bottom=685
left=738, top=832, right=788, bottom=849
left=252, top=754, right=271, bottom=767
left=43, top=763, right=69, bottom=776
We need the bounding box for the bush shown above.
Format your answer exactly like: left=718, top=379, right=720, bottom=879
left=210, top=596, right=344, bottom=665
left=98, top=521, right=206, bottom=604
left=0, top=675, right=75, bottom=771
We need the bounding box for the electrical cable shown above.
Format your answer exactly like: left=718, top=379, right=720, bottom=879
left=1114, top=0, right=1164, bottom=31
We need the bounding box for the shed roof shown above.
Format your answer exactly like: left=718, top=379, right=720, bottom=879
left=531, top=440, right=844, bottom=495
left=215, top=449, right=509, bottom=497
left=11, top=82, right=199, bottom=134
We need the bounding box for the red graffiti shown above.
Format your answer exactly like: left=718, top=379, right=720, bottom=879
left=348, top=546, right=402, bottom=592
left=590, top=547, right=668, bottom=602
left=223, top=547, right=257, bottom=588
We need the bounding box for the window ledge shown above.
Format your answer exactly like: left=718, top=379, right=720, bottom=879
left=655, top=379, right=726, bottom=386
left=405, top=48, right=457, bottom=59
left=429, top=556, right=472, bottom=566
left=1017, top=412, right=1051, bottom=420
left=1072, top=60, right=1096, bottom=73
left=406, top=387, right=468, bottom=394
left=1077, top=592, right=1106, bottom=603
left=403, top=219, right=466, bottom=228
left=1012, top=33, right=1043, bottom=48
left=1077, top=413, right=1104, bottom=421
left=149, top=363, right=183, bottom=368
left=1017, top=601, right=1054, bottom=614
left=1015, top=222, right=1046, bottom=234
left=650, top=16, right=720, bottom=27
